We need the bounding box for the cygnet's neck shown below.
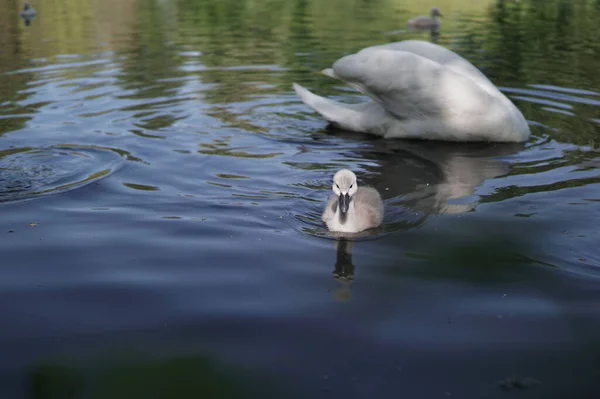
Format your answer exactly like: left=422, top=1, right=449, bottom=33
left=337, top=200, right=356, bottom=225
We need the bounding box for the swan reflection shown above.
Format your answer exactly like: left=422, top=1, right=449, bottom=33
left=326, top=131, right=525, bottom=216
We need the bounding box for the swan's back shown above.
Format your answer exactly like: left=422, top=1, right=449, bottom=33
left=353, top=41, right=499, bottom=97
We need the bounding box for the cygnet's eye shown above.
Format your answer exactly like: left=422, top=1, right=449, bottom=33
left=335, top=183, right=339, bottom=189
left=349, top=184, right=353, bottom=189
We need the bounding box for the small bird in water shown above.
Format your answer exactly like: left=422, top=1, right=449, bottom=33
left=20, top=2, right=37, bottom=25
left=20, top=2, right=36, bottom=16
left=322, top=169, right=384, bottom=233
left=407, top=7, right=443, bottom=29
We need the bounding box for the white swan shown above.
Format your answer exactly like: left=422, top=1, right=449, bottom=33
left=322, top=169, right=384, bottom=233
left=408, top=7, right=443, bottom=29
left=292, top=40, right=530, bottom=143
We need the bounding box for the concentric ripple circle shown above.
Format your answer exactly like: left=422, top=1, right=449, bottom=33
left=0, top=145, right=125, bottom=203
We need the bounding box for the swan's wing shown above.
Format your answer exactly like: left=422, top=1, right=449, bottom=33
left=331, top=47, right=496, bottom=121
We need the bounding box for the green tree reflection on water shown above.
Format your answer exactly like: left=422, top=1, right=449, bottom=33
left=1, top=0, right=599, bottom=144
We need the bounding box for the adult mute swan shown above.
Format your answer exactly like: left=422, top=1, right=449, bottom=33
left=322, top=169, right=384, bottom=233
left=293, top=40, right=530, bottom=142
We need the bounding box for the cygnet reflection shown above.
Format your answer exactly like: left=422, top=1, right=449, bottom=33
left=429, top=26, right=440, bottom=44
left=325, top=129, right=525, bottom=216
left=332, top=239, right=355, bottom=302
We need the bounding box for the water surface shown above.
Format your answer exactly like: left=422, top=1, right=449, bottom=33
left=1, top=0, right=599, bottom=398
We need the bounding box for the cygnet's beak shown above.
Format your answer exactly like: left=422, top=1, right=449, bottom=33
left=338, top=193, right=350, bottom=213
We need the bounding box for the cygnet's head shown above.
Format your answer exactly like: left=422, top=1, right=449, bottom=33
left=332, top=169, right=358, bottom=213
left=430, top=7, right=442, bottom=17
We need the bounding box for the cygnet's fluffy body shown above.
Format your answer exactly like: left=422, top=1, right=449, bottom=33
left=322, top=169, right=384, bottom=233
left=408, top=7, right=442, bottom=29
left=20, top=2, right=36, bottom=18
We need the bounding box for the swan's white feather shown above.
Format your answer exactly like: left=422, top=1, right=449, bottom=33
left=293, top=40, right=530, bottom=142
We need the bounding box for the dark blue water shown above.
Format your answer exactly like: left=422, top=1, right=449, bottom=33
left=1, top=0, right=599, bottom=398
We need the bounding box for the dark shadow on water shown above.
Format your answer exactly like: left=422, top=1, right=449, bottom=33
left=379, top=216, right=561, bottom=285
left=28, top=353, right=273, bottom=399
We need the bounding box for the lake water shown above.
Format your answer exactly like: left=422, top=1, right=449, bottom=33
left=1, top=0, right=599, bottom=398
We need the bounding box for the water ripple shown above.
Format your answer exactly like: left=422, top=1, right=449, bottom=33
left=0, top=145, right=130, bottom=203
